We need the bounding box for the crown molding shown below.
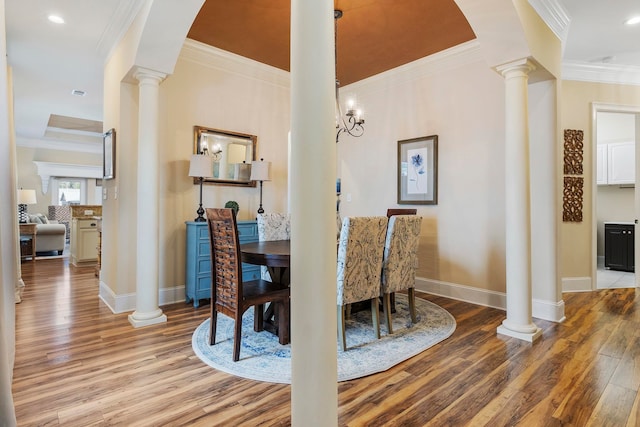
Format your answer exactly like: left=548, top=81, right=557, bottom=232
left=180, top=39, right=291, bottom=89
left=562, top=61, right=640, bottom=86
left=343, top=40, right=483, bottom=92
left=96, top=0, right=147, bottom=61
left=528, top=0, right=570, bottom=44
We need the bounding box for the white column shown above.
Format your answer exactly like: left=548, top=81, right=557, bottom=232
left=496, top=59, right=542, bottom=342
left=290, top=0, right=338, bottom=425
left=128, top=68, right=167, bottom=328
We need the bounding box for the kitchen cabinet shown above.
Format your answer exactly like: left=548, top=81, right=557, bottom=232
left=607, top=142, right=635, bottom=185
left=70, top=218, right=99, bottom=266
left=604, top=222, right=635, bottom=272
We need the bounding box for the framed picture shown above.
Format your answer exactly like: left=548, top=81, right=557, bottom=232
left=397, top=135, right=438, bottom=205
left=103, top=128, right=116, bottom=180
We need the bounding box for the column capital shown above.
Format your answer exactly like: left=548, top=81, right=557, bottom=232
left=495, top=58, right=537, bottom=77
left=132, top=66, right=167, bottom=84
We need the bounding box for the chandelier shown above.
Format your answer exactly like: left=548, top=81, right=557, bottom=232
left=335, top=9, right=364, bottom=143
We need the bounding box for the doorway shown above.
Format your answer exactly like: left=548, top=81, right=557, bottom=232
left=593, top=104, right=640, bottom=289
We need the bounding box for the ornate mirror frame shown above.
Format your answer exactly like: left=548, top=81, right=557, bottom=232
left=193, top=125, right=257, bottom=187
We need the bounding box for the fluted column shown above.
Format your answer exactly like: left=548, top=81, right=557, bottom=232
left=128, top=68, right=167, bottom=328
left=290, top=0, right=338, bottom=425
left=496, top=59, right=542, bottom=342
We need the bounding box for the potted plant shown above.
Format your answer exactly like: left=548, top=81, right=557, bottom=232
left=224, top=200, right=239, bottom=216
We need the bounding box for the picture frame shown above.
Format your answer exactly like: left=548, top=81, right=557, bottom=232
left=397, top=135, right=438, bottom=205
left=103, top=128, right=115, bottom=180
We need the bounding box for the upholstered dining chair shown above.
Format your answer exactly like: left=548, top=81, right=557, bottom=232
left=384, top=208, right=417, bottom=312
left=381, top=215, right=423, bottom=334
left=206, top=208, right=290, bottom=362
left=386, top=208, right=417, bottom=217
left=337, top=216, right=388, bottom=351
left=256, top=213, right=291, bottom=282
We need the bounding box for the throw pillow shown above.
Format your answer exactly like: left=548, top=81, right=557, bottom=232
left=28, top=214, right=42, bottom=224
left=36, top=213, right=49, bottom=224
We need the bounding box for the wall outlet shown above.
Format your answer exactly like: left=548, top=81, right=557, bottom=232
left=102, top=188, right=108, bottom=200
left=346, top=193, right=352, bottom=202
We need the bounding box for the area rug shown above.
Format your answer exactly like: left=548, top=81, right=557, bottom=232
left=192, top=294, right=456, bottom=384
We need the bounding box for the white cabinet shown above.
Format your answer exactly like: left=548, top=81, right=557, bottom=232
left=607, top=142, right=635, bottom=185
left=597, top=144, right=608, bottom=185
left=598, top=142, right=635, bottom=185
left=70, top=218, right=99, bottom=266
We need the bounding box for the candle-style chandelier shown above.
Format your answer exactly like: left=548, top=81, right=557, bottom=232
left=335, top=9, right=364, bottom=143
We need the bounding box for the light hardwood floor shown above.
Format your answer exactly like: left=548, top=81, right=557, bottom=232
left=12, top=258, right=640, bottom=426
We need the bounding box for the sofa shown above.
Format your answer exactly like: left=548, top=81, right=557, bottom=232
left=26, top=213, right=67, bottom=255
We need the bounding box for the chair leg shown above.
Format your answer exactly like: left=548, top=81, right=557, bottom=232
left=383, top=293, right=393, bottom=334
left=233, top=313, right=243, bottom=362
left=254, top=304, right=264, bottom=332
left=408, top=287, right=417, bottom=324
left=370, top=298, right=380, bottom=339
left=337, top=305, right=347, bottom=351
left=209, top=309, right=218, bottom=345
left=277, top=299, right=290, bottom=345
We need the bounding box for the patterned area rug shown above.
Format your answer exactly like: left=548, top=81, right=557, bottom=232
left=192, top=294, right=456, bottom=384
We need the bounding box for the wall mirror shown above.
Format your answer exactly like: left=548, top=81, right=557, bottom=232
left=193, top=126, right=257, bottom=187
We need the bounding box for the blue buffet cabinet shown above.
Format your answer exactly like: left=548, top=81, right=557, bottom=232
left=185, top=220, right=260, bottom=307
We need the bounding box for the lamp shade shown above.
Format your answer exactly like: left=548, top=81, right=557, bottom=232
left=250, top=159, right=271, bottom=181
left=17, top=189, right=37, bottom=205
left=188, top=155, right=214, bottom=178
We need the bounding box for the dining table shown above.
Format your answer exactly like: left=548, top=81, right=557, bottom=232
left=240, top=239, right=291, bottom=339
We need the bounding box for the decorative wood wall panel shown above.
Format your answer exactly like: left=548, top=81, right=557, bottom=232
left=563, top=129, right=584, bottom=175
left=563, top=176, right=583, bottom=222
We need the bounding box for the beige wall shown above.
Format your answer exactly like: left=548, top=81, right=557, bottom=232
left=337, top=46, right=508, bottom=293
left=560, top=80, right=640, bottom=278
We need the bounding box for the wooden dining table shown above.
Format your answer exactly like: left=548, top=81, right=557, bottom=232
left=240, top=240, right=291, bottom=338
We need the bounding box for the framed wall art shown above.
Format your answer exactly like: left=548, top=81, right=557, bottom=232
left=397, top=135, right=438, bottom=205
left=103, top=128, right=115, bottom=180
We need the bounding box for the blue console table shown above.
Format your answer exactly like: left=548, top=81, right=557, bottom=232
left=185, top=220, right=260, bottom=307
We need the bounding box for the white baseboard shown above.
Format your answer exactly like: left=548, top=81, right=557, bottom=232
left=416, top=277, right=506, bottom=310
left=416, top=277, right=566, bottom=322
left=532, top=298, right=566, bottom=323
left=562, top=276, right=592, bottom=292
left=99, top=282, right=186, bottom=314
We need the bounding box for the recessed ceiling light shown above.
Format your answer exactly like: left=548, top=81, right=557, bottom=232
left=624, top=16, right=640, bottom=25
left=48, top=15, right=65, bottom=24
left=71, top=89, right=86, bottom=97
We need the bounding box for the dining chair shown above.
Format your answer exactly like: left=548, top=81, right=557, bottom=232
left=386, top=208, right=417, bottom=217
left=381, top=215, right=423, bottom=334
left=257, top=213, right=291, bottom=282
left=384, top=208, right=417, bottom=311
left=337, top=216, right=388, bottom=351
left=206, top=208, right=290, bottom=361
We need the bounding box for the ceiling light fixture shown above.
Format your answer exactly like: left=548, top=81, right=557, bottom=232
left=335, top=10, right=364, bottom=143
left=47, top=15, right=65, bottom=24
left=624, top=16, right=640, bottom=25
left=71, top=89, right=86, bottom=97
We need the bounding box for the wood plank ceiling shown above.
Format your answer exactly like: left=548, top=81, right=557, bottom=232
left=187, top=0, right=476, bottom=86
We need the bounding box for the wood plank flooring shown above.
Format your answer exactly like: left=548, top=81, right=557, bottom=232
left=12, top=258, right=640, bottom=426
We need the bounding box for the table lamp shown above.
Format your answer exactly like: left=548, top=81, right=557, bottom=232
left=17, top=189, right=37, bottom=223
left=188, top=154, right=214, bottom=222
left=250, top=158, right=271, bottom=214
